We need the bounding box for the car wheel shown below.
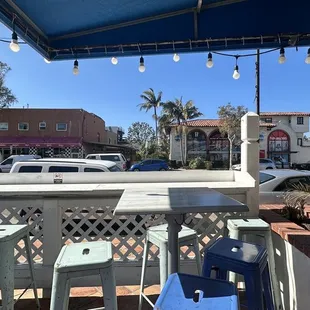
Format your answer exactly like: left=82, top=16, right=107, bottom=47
left=133, top=168, right=140, bottom=172
left=159, top=168, right=166, bottom=171
left=266, top=167, right=273, bottom=169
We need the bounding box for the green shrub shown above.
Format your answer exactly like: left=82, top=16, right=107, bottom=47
left=189, top=157, right=205, bottom=169
left=205, top=161, right=212, bottom=170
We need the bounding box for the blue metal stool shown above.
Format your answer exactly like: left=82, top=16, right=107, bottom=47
left=154, top=273, right=239, bottom=310
left=202, top=237, right=274, bottom=310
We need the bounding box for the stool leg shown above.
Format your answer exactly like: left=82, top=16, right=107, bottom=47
left=0, top=241, right=15, bottom=310
left=202, top=257, right=213, bottom=278
left=138, top=237, right=151, bottom=310
left=23, top=235, right=40, bottom=309
left=265, top=230, right=282, bottom=310
left=193, top=238, right=201, bottom=276
left=100, top=265, right=118, bottom=310
left=63, top=279, right=71, bottom=310
left=262, top=263, right=275, bottom=310
left=228, top=229, right=240, bottom=284
left=244, top=270, right=264, bottom=310
left=159, top=241, right=168, bottom=290
left=50, top=272, right=69, bottom=310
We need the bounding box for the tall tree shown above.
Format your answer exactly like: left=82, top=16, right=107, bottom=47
left=217, top=103, right=248, bottom=170
left=127, top=121, right=155, bottom=150
left=0, top=61, right=17, bottom=108
left=138, top=88, right=163, bottom=144
left=160, top=98, right=202, bottom=165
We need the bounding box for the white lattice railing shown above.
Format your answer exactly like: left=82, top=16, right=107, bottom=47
left=0, top=179, right=251, bottom=291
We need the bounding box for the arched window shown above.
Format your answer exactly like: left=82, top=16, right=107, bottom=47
left=268, top=130, right=290, bottom=152
left=187, top=130, right=207, bottom=159
left=209, top=130, right=229, bottom=152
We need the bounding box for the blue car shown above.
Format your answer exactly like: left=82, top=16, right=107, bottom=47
left=129, top=159, right=169, bottom=171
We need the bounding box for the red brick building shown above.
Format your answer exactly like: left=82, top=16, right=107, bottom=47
left=0, top=108, right=106, bottom=160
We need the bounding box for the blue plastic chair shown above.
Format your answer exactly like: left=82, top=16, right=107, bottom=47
left=202, top=237, right=274, bottom=310
left=154, top=273, right=238, bottom=310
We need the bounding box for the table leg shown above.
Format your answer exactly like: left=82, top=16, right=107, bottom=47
left=165, top=214, right=183, bottom=275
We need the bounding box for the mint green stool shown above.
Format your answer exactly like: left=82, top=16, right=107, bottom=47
left=0, top=225, right=40, bottom=310
left=50, top=241, right=117, bottom=310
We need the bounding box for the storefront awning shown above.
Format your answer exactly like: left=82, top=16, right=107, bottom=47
left=0, top=137, right=82, bottom=148
left=0, top=0, right=309, bottom=61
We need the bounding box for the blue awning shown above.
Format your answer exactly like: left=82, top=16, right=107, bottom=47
left=0, top=0, right=309, bottom=61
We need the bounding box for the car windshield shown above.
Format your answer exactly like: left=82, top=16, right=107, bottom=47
left=259, top=172, right=276, bottom=184
left=109, top=165, right=121, bottom=172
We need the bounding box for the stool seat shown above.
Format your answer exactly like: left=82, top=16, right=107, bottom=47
left=55, top=241, right=113, bottom=273
left=148, top=224, right=197, bottom=244
left=155, top=273, right=238, bottom=310
left=207, top=237, right=268, bottom=267
left=227, top=218, right=270, bottom=232
left=0, top=224, right=28, bottom=242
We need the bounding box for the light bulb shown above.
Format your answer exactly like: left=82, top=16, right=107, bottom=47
left=278, top=48, right=286, bottom=64
left=305, top=48, right=310, bottom=64
left=173, top=53, right=180, bottom=62
left=73, top=60, right=79, bottom=75
left=206, top=52, right=213, bottom=68
left=232, top=65, right=240, bottom=80
left=139, top=56, right=145, bottom=73
left=9, top=32, right=20, bottom=52
left=44, top=58, right=51, bottom=64
left=111, top=57, right=118, bottom=65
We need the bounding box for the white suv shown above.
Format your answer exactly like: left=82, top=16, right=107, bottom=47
left=86, top=153, right=127, bottom=171
left=232, top=158, right=277, bottom=171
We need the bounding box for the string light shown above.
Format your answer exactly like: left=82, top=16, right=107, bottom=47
left=73, top=59, right=79, bottom=75
left=9, top=31, right=20, bottom=52
left=232, top=56, right=240, bottom=80
left=111, top=57, right=118, bottom=65
left=278, top=47, right=286, bottom=64
left=138, top=56, right=145, bottom=72
left=173, top=53, right=180, bottom=62
left=305, top=48, right=310, bottom=64
left=44, top=58, right=51, bottom=64
left=206, top=52, right=213, bottom=68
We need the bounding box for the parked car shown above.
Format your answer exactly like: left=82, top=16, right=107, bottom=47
left=86, top=153, right=127, bottom=171
left=259, top=169, right=310, bottom=204
left=292, top=162, right=310, bottom=170
left=10, top=158, right=121, bottom=173
left=129, top=159, right=169, bottom=171
left=0, top=155, right=41, bottom=173
left=232, top=158, right=277, bottom=171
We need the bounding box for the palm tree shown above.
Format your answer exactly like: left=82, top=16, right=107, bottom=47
left=160, top=98, right=202, bottom=165
left=138, top=88, right=163, bottom=144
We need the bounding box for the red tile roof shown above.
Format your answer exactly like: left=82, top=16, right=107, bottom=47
left=261, top=112, right=310, bottom=116
left=170, top=119, right=277, bottom=128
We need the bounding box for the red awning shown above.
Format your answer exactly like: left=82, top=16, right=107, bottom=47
left=0, top=137, right=82, bottom=148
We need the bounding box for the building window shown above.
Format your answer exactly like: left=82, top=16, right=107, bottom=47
left=56, top=123, right=67, bottom=131
left=39, top=121, right=46, bottom=130
left=262, top=118, right=272, bottom=123
left=18, top=122, right=29, bottom=131
left=297, top=117, right=304, bottom=125
left=108, top=138, right=111, bottom=144
left=0, top=122, right=8, bottom=130
left=297, top=138, right=303, bottom=146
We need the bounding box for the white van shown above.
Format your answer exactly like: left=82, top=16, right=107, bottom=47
left=10, top=158, right=121, bottom=173
left=86, top=153, right=127, bottom=171
left=0, top=155, right=41, bottom=173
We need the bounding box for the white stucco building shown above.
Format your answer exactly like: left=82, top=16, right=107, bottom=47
left=169, top=112, right=310, bottom=166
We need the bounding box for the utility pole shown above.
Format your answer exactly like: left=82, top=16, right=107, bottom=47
left=255, top=49, right=260, bottom=115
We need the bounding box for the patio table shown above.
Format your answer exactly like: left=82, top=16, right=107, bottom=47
left=113, top=187, right=248, bottom=275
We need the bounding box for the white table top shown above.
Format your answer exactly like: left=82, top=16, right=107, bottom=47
left=114, top=187, right=248, bottom=215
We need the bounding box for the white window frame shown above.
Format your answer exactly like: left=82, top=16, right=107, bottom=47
left=297, top=117, right=304, bottom=125
left=39, top=121, right=46, bottom=130
left=18, top=122, right=29, bottom=131
left=0, top=122, right=8, bottom=131
left=56, top=123, right=67, bottom=131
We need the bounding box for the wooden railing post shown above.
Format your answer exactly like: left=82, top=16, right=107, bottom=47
left=42, top=199, right=62, bottom=297
left=241, top=112, right=260, bottom=216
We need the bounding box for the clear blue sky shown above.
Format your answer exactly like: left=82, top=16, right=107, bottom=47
left=0, top=24, right=310, bottom=134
